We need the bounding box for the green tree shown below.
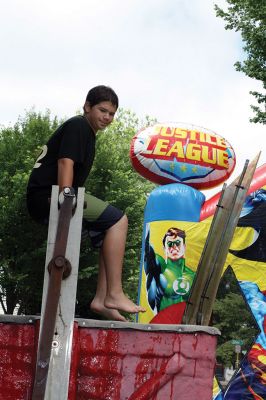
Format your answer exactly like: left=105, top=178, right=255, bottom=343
left=0, top=109, right=155, bottom=316
left=215, top=0, right=266, bottom=124
left=0, top=110, right=59, bottom=314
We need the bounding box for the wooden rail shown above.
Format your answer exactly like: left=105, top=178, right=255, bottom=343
left=183, top=153, right=260, bottom=326
left=31, top=186, right=84, bottom=400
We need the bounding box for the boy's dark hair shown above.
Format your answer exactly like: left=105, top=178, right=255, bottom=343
left=86, top=85, right=119, bottom=108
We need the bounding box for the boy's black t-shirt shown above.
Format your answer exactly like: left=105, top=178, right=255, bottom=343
left=27, top=115, right=96, bottom=197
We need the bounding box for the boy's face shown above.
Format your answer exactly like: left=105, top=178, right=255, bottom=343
left=84, top=100, right=117, bottom=133
left=165, top=235, right=185, bottom=261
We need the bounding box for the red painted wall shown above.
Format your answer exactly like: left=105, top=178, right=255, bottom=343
left=76, top=327, right=217, bottom=400
left=0, top=321, right=38, bottom=400
left=0, top=320, right=217, bottom=400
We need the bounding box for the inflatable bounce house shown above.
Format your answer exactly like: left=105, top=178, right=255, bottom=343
left=130, top=122, right=266, bottom=399
left=0, top=121, right=266, bottom=400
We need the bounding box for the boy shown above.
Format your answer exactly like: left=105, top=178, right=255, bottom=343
left=27, top=85, right=145, bottom=321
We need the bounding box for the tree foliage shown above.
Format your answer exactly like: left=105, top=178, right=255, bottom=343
left=0, top=110, right=59, bottom=314
left=215, top=0, right=266, bottom=124
left=0, top=109, right=155, bottom=316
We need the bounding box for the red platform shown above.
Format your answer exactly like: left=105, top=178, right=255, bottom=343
left=0, top=316, right=219, bottom=400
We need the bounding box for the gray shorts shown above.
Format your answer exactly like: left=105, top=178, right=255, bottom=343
left=27, top=191, right=124, bottom=249
left=82, top=193, right=124, bottom=248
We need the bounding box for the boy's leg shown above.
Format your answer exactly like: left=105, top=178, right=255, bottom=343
left=101, top=215, right=145, bottom=313
left=83, top=193, right=145, bottom=316
left=90, top=251, right=127, bottom=321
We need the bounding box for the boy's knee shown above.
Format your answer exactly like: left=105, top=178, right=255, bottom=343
left=120, top=214, right=128, bottom=226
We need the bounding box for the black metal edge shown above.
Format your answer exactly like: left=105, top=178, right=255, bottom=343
left=0, top=314, right=220, bottom=336
left=0, top=314, right=40, bottom=324
left=75, top=318, right=220, bottom=335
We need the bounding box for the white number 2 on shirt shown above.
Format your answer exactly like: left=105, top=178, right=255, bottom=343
left=34, top=145, right=48, bottom=168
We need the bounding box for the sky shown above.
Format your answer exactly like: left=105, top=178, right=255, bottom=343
left=0, top=0, right=265, bottom=197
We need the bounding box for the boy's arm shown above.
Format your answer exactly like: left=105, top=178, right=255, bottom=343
left=57, top=158, right=74, bottom=191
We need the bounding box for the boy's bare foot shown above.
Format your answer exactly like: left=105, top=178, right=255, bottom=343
left=90, top=299, right=127, bottom=322
left=104, top=292, right=146, bottom=314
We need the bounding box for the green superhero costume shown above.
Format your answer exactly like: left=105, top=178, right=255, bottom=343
left=156, top=255, right=195, bottom=311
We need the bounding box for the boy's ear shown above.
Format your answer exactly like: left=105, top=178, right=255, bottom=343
left=84, top=101, right=91, bottom=112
